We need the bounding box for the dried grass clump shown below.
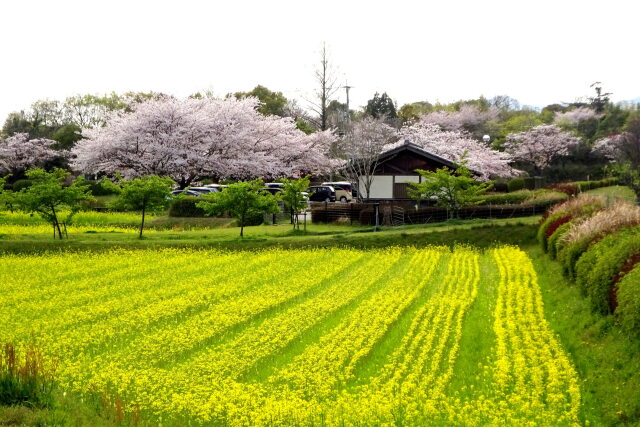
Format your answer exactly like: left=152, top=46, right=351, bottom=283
left=561, top=202, right=640, bottom=247
left=547, top=195, right=606, bottom=218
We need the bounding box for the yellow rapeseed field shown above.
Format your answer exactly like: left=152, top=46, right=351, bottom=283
left=0, top=247, right=582, bottom=425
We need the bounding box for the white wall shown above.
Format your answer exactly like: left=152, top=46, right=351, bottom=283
left=360, top=175, right=393, bottom=199
left=395, top=175, right=420, bottom=183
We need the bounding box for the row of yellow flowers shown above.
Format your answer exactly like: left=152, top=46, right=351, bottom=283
left=0, top=247, right=583, bottom=425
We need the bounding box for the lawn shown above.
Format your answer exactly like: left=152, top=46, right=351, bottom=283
left=583, top=185, right=637, bottom=203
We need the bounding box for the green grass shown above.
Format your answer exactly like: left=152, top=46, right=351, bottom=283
left=583, top=185, right=637, bottom=204
left=527, top=245, right=640, bottom=425
left=0, top=216, right=539, bottom=253
left=446, top=251, right=498, bottom=400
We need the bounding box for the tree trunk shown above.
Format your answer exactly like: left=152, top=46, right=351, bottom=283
left=139, top=205, right=146, bottom=239
left=239, top=212, right=244, bottom=238
left=51, top=206, right=63, bottom=239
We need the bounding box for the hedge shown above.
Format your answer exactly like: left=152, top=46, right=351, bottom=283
left=11, top=179, right=32, bottom=191
left=617, top=264, right=640, bottom=336
left=548, top=177, right=619, bottom=196
left=507, top=178, right=525, bottom=192
left=547, top=221, right=573, bottom=259
left=168, top=196, right=207, bottom=217
left=575, top=227, right=640, bottom=314
left=538, top=213, right=572, bottom=252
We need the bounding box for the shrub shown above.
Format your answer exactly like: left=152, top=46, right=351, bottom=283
left=557, top=203, right=640, bottom=276
left=523, top=190, right=568, bottom=207
left=168, top=196, right=206, bottom=217
left=548, top=177, right=619, bottom=196
left=548, top=221, right=572, bottom=259
left=473, top=190, right=532, bottom=205
left=538, top=213, right=572, bottom=252
left=84, top=180, right=119, bottom=196
left=617, top=265, right=640, bottom=336
left=538, top=196, right=606, bottom=252
left=550, top=182, right=579, bottom=196
left=492, top=180, right=509, bottom=193
left=575, top=227, right=640, bottom=314
left=243, top=211, right=265, bottom=226
left=11, top=179, right=32, bottom=192
left=507, top=178, right=525, bottom=192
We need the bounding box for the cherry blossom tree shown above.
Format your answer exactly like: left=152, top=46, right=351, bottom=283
left=553, top=107, right=601, bottom=126
left=0, top=133, right=64, bottom=175
left=419, top=105, right=499, bottom=132
left=593, top=117, right=640, bottom=167
left=71, top=97, right=336, bottom=188
left=395, top=122, right=517, bottom=180
left=340, top=117, right=397, bottom=201
left=504, top=125, right=582, bottom=174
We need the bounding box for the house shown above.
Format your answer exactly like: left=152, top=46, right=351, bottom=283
left=359, top=140, right=460, bottom=200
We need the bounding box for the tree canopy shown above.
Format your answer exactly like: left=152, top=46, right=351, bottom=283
left=71, top=97, right=336, bottom=188
left=196, top=180, right=280, bottom=237
left=14, top=168, right=93, bottom=239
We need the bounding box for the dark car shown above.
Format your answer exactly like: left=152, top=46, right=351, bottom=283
left=261, top=187, right=283, bottom=196
left=307, top=185, right=335, bottom=202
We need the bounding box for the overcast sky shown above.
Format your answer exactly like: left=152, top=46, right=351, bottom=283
left=1, top=0, right=638, bottom=123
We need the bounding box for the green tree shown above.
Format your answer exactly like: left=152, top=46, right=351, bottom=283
left=233, top=85, right=288, bottom=117
left=14, top=168, right=93, bottom=239
left=407, top=162, right=492, bottom=218
left=105, top=175, right=174, bottom=238
left=0, top=176, right=15, bottom=211
left=280, top=175, right=311, bottom=230
left=50, top=123, right=83, bottom=150
left=397, top=101, right=433, bottom=124
left=365, top=92, right=397, bottom=120
left=197, top=180, right=280, bottom=237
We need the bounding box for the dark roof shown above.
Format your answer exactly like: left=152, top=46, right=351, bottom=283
left=374, top=140, right=481, bottom=176
left=378, top=140, right=458, bottom=169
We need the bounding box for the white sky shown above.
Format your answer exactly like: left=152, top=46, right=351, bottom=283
left=0, top=0, right=638, bottom=123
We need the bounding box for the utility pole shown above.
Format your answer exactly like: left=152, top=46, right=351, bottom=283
left=342, top=83, right=353, bottom=124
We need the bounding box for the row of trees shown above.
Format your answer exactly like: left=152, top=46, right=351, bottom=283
left=2, top=95, right=638, bottom=200
left=0, top=168, right=311, bottom=239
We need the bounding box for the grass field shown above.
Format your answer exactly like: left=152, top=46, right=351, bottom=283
left=0, top=246, right=582, bottom=425
left=583, top=185, right=637, bottom=203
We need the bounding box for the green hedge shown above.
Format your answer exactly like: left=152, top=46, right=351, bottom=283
left=507, top=178, right=525, bottom=192
left=548, top=221, right=573, bottom=259
left=11, top=179, right=32, bottom=191
left=84, top=180, right=119, bottom=196
left=538, top=213, right=572, bottom=252
left=617, top=265, right=640, bottom=336
left=549, top=177, right=619, bottom=196
left=575, top=227, right=640, bottom=314
left=557, top=239, right=591, bottom=279
left=168, top=197, right=207, bottom=217
left=474, top=189, right=567, bottom=208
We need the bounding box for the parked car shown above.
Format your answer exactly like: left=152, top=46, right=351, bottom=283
left=261, top=187, right=283, bottom=196
left=265, top=182, right=284, bottom=189
left=204, top=184, right=227, bottom=191
left=170, top=189, right=200, bottom=197
left=321, top=181, right=353, bottom=203
left=189, top=186, right=221, bottom=195
left=307, top=185, right=336, bottom=202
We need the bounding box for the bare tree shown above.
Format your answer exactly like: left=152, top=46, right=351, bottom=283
left=340, top=117, right=397, bottom=201
left=307, top=43, right=340, bottom=131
